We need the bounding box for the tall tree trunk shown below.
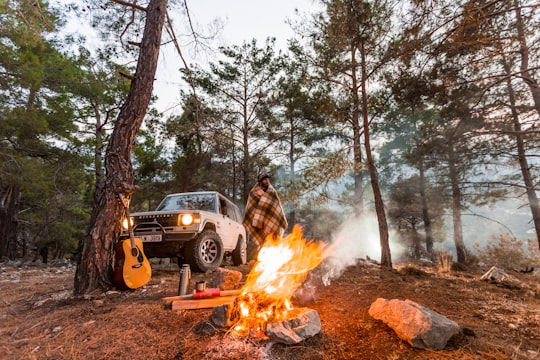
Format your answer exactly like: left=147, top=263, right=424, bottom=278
left=74, top=0, right=167, bottom=296
left=288, top=116, right=296, bottom=228
left=360, top=42, right=391, bottom=268
left=0, top=184, right=20, bottom=260
left=242, top=98, right=250, bottom=204
left=93, top=102, right=106, bottom=203
left=503, top=56, right=540, bottom=249
left=448, top=143, right=467, bottom=263
left=350, top=43, right=364, bottom=216
left=514, top=0, right=540, bottom=116
left=231, top=126, right=237, bottom=201
left=419, top=160, right=435, bottom=260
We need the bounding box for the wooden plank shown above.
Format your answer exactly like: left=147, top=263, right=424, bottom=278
left=171, top=295, right=237, bottom=310
left=163, top=289, right=241, bottom=305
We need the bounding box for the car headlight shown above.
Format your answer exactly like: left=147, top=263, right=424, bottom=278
left=178, top=213, right=200, bottom=226
left=122, top=217, right=134, bottom=230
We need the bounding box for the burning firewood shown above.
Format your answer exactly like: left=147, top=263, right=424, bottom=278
left=214, top=225, right=329, bottom=343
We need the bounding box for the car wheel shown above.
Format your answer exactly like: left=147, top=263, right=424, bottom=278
left=232, top=236, right=247, bottom=266
left=185, top=230, right=224, bottom=272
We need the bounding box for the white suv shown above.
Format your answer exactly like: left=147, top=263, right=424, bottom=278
left=121, top=191, right=247, bottom=272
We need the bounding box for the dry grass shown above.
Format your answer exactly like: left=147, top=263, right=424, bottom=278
left=1, top=260, right=539, bottom=359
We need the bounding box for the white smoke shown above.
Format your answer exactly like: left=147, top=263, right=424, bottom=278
left=321, top=213, right=405, bottom=285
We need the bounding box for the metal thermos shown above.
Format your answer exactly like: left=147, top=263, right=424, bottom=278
left=178, top=264, right=191, bottom=295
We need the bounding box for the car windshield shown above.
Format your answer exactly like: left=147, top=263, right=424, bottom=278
left=156, top=194, right=217, bottom=212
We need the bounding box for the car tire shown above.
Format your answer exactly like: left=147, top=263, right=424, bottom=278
left=232, top=236, right=247, bottom=266
left=185, top=230, right=224, bottom=272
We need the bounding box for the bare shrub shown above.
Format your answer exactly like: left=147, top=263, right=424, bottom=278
left=436, top=251, right=453, bottom=273
left=474, top=234, right=540, bottom=271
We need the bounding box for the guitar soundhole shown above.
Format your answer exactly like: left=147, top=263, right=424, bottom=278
left=132, top=247, right=144, bottom=263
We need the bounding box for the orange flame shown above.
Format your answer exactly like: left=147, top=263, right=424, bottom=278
left=232, top=224, right=329, bottom=337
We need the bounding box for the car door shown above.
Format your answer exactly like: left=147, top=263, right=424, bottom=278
left=217, top=195, right=234, bottom=248
left=228, top=202, right=245, bottom=244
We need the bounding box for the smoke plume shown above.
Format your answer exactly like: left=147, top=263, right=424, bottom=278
left=320, top=213, right=405, bottom=285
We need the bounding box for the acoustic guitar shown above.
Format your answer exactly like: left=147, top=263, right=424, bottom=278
left=113, top=199, right=152, bottom=289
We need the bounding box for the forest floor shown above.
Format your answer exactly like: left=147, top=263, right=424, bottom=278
left=1, top=258, right=540, bottom=360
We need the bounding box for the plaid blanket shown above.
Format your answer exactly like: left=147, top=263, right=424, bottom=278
left=243, top=183, right=288, bottom=246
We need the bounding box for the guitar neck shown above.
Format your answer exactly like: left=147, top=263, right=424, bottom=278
left=125, top=206, right=137, bottom=250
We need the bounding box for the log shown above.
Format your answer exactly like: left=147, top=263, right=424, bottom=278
left=171, top=295, right=237, bottom=310
left=163, top=289, right=241, bottom=304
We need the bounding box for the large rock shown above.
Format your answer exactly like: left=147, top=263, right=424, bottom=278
left=368, top=298, right=460, bottom=350
left=209, top=267, right=243, bottom=290
left=480, top=266, right=520, bottom=287
left=266, top=307, right=321, bottom=344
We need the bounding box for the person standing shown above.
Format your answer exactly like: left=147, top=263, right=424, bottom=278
left=243, top=172, right=288, bottom=254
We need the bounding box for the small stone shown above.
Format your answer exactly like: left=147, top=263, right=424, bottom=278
left=210, top=303, right=234, bottom=328
left=193, top=321, right=218, bottom=336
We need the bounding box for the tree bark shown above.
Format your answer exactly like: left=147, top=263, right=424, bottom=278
left=0, top=184, right=20, bottom=260
left=74, top=0, right=168, bottom=296
left=419, top=160, right=435, bottom=260
left=350, top=43, right=365, bottom=217
left=288, top=116, right=297, bottom=228
left=502, top=55, right=540, bottom=249
left=448, top=143, right=467, bottom=263
left=242, top=98, right=250, bottom=205
left=93, top=102, right=106, bottom=204
left=514, top=0, right=540, bottom=117
left=360, top=42, right=391, bottom=268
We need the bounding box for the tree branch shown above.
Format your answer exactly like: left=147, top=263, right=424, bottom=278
left=111, top=0, right=147, bottom=12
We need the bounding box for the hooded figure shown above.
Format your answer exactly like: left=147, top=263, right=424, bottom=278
left=243, top=173, right=288, bottom=248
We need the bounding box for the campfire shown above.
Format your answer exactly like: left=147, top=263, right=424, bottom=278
left=230, top=225, right=329, bottom=341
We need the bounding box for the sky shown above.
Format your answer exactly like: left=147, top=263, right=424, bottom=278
left=51, top=0, right=322, bottom=114
left=153, top=0, right=321, bottom=114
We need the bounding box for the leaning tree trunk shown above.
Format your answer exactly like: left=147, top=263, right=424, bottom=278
left=74, top=0, right=168, bottom=296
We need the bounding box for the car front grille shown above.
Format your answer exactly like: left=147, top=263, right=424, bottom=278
left=134, top=213, right=178, bottom=227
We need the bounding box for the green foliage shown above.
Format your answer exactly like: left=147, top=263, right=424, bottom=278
left=131, top=128, right=171, bottom=211
left=16, top=151, right=91, bottom=259
left=295, top=206, right=342, bottom=241
left=159, top=93, right=237, bottom=198
left=1, top=0, right=539, bottom=264
left=184, top=39, right=283, bottom=202
left=474, top=234, right=540, bottom=271
left=0, top=0, right=98, bottom=260
left=387, top=175, right=446, bottom=257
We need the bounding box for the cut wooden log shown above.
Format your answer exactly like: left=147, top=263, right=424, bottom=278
left=163, top=289, right=241, bottom=304
left=171, top=295, right=237, bottom=310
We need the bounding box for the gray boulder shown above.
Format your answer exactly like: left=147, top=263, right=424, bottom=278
left=368, top=298, right=460, bottom=350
